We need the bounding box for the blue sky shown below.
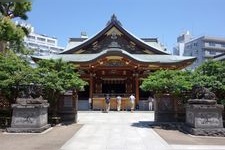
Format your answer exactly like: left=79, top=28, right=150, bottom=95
left=27, top=0, right=225, bottom=52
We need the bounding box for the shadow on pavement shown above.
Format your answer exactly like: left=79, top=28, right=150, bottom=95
left=131, top=121, right=154, bottom=128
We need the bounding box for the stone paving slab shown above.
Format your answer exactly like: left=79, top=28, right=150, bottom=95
left=61, top=111, right=169, bottom=150
left=61, top=111, right=225, bottom=150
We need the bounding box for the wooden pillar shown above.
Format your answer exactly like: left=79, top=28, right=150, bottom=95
left=89, top=74, right=93, bottom=99
left=135, top=76, right=139, bottom=107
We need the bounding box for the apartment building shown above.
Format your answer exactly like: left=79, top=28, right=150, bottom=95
left=183, top=36, right=225, bottom=69
left=17, top=22, right=64, bottom=56
left=174, top=31, right=225, bottom=69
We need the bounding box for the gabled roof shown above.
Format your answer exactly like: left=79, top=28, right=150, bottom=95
left=62, top=15, right=168, bottom=55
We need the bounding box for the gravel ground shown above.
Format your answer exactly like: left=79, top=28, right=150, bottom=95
left=0, top=123, right=82, bottom=150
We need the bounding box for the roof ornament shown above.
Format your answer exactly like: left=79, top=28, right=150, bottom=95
left=111, top=31, right=117, bottom=40
left=106, top=14, right=122, bottom=26
left=108, top=41, right=121, bottom=48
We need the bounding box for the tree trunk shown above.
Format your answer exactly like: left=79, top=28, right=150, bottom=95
left=0, top=41, right=6, bottom=53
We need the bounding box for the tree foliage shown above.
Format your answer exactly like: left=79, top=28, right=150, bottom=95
left=140, top=60, right=225, bottom=104
left=0, top=56, right=88, bottom=114
left=0, top=17, right=26, bottom=52
left=0, top=2, right=32, bottom=53
left=0, top=51, right=34, bottom=102
left=36, top=59, right=87, bottom=92
left=193, top=60, right=225, bottom=102
left=0, top=2, right=31, bottom=20
left=35, top=59, right=88, bottom=115
left=140, top=69, right=193, bottom=96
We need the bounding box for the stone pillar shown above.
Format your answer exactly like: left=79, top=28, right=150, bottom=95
left=73, top=89, right=78, bottom=123
left=154, top=93, right=177, bottom=122
left=58, top=90, right=78, bottom=123
left=7, top=101, right=50, bottom=133
left=184, top=99, right=225, bottom=136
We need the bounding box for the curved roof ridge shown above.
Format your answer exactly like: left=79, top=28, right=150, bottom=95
left=120, top=26, right=169, bottom=54
left=62, top=15, right=169, bottom=55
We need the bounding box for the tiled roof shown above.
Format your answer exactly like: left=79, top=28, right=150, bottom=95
left=32, top=48, right=195, bottom=64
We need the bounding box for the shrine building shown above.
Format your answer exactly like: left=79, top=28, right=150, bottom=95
left=33, top=15, right=195, bottom=110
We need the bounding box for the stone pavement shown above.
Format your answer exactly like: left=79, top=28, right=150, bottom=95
left=60, top=111, right=225, bottom=150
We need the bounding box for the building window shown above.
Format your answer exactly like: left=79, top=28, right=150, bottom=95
left=39, top=45, right=49, bottom=50
left=221, top=43, right=225, bottom=48
left=209, top=42, right=215, bottom=46
left=209, top=50, right=216, bottom=55
left=47, top=39, right=55, bottom=44
left=50, top=47, right=58, bottom=50
left=28, top=43, right=38, bottom=47
left=193, top=42, right=198, bottom=46
left=27, top=35, right=35, bottom=40
left=37, top=37, right=46, bottom=42
left=194, top=49, right=198, bottom=53
left=186, top=44, right=191, bottom=49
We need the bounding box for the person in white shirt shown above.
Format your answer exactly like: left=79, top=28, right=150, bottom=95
left=129, top=94, right=135, bottom=112
left=88, top=98, right=92, bottom=110
left=116, top=95, right=122, bottom=111
left=148, top=96, right=154, bottom=111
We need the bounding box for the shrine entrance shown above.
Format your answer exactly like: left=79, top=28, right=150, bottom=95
left=102, top=82, right=126, bottom=94
left=86, top=55, right=142, bottom=110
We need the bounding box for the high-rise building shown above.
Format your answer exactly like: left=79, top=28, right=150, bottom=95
left=174, top=31, right=225, bottom=69
left=16, top=21, right=64, bottom=56
left=173, top=31, right=192, bottom=56
left=183, top=36, right=225, bottom=69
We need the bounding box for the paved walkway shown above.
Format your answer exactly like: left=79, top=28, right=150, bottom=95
left=60, top=111, right=225, bottom=150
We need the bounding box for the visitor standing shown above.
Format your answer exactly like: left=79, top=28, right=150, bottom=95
left=129, top=94, right=135, bottom=112
left=116, top=95, right=122, bottom=111
left=105, top=94, right=110, bottom=113
left=148, top=96, right=154, bottom=111
left=88, top=98, right=92, bottom=110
